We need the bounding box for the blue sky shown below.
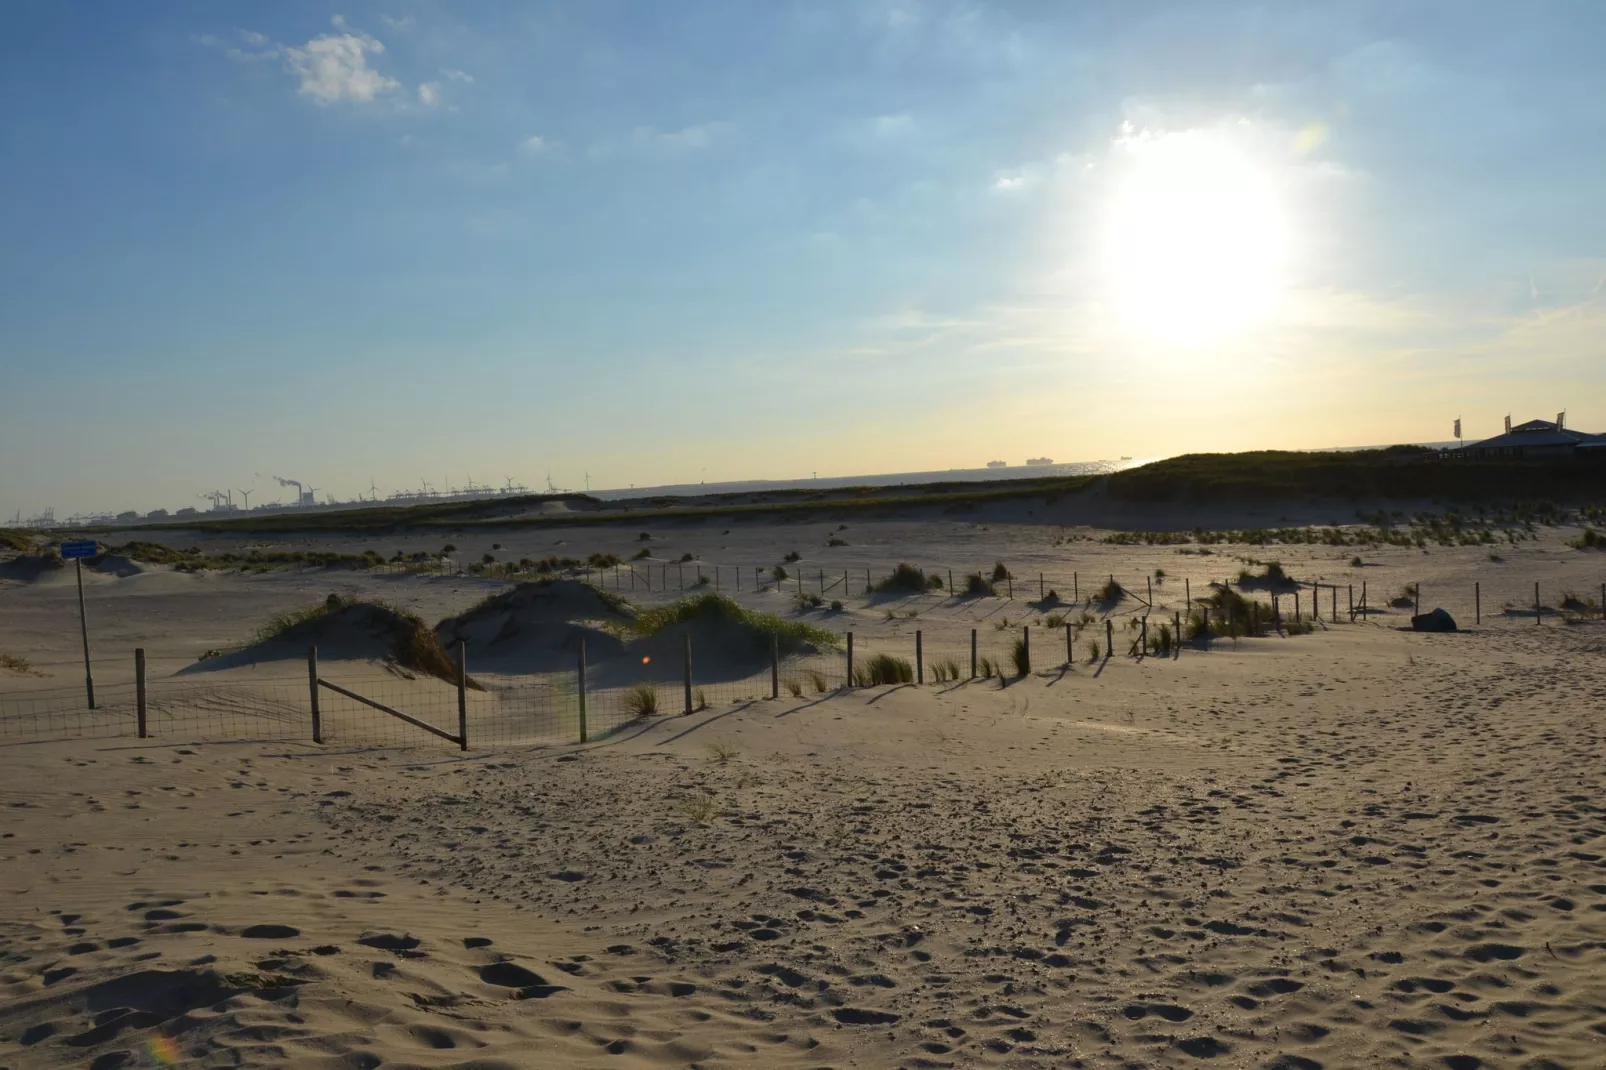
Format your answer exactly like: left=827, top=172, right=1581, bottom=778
left=3, top=1, right=1604, bottom=517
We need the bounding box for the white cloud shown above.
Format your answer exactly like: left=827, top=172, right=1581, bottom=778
left=440, top=67, right=473, bottom=84
left=871, top=113, right=913, bottom=136
left=652, top=124, right=715, bottom=148
left=380, top=14, right=415, bottom=31
left=284, top=31, right=400, bottom=105
left=417, top=81, right=441, bottom=107
left=522, top=135, right=551, bottom=152
left=194, top=29, right=279, bottom=63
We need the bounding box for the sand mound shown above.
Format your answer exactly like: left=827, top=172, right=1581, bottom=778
left=0, top=553, right=66, bottom=582
left=434, top=580, right=633, bottom=671
left=87, top=553, right=147, bottom=578
left=189, top=596, right=469, bottom=685
left=609, top=593, right=838, bottom=684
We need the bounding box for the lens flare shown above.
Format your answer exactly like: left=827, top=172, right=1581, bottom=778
left=641, top=656, right=651, bottom=664
left=147, top=1035, right=182, bottom=1065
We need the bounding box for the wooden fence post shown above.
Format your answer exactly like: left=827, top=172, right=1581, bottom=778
left=684, top=634, right=694, bottom=715
left=1022, top=624, right=1031, bottom=674
left=770, top=636, right=779, bottom=699
left=1293, top=591, right=1300, bottom=622
left=970, top=628, right=978, bottom=679
left=865, top=567, right=871, bottom=595
left=1039, top=573, right=1045, bottom=600
left=455, top=640, right=468, bottom=751
left=1348, top=584, right=1354, bottom=622
left=135, top=648, right=147, bottom=739
left=577, top=638, right=588, bottom=743
left=1415, top=584, right=1421, bottom=617
left=1007, top=572, right=1013, bottom=599
left=916, top=630, right=924, bottom=684
left=1174, top=612, right=1181, bottom=657
left=1140, top=616, right=1147, bottom=656
left=1475, top=581, right=1480, bottom=625
left=1535, top=581, right=1541, bottom=625
left=819, top=569, right=824, bottom=595
left=307, top=646, right=322, bottom=744
left=1065, top=619, right=1073, bottom=665
left=847, top=632, right=854, bottom=686
left=1105, top=619, right=1113, bottom=658
left=1074, top=572, right=1078, bottom=601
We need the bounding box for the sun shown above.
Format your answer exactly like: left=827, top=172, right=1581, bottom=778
left=1099, top=129, right=1290, bottom=345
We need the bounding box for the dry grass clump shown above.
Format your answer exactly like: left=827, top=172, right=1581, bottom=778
left=1010, top=636, right=1031, bottom=676
left=876, top=563, right=942, bottom=593
left=0, top=652, right=36, bottom=674
left=624, top=683, right=660, bottom=718
left=255, top=593, right=354, bottom=642
left=1091, top=578, right=1124, bottom=604
left=964, top=572, right=995, bottom=596
left=852, top=653, right=913, bottom=686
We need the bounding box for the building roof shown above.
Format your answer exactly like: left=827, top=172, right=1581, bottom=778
left=1467, top=419, right=1604, bottom=451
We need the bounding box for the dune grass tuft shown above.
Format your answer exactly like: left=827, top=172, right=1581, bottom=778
left=852, top=653, right=913, bottom=686
left=1010, top=636, right=1030, bottom=676
left=254, top=594, right=354, bottom=643
left=964, top=572, right=994, bottom=596
left=1092, top=577, right=1124, bottom=604
left=624, top=683, right=661, bottom=718
left=876, top=562, right=935, bottom=593
left=0, top=652, right=34, bottom=674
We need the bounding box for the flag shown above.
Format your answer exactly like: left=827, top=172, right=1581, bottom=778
left=1453, top=417, right=1461, bottom=439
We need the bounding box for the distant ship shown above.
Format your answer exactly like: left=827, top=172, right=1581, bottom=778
left=986, top=460, right=1008, bottom=468
left=1026, top=457, right=1053, bottom=466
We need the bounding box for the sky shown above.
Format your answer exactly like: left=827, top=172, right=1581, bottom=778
left=3, top=1, right=1605, bottom=519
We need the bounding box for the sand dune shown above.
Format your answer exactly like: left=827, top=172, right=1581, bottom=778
left=4, top=518, right=1606, bottom=1067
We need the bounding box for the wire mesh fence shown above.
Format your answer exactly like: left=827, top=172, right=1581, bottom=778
left=3, top=565, right=1600, bottom=748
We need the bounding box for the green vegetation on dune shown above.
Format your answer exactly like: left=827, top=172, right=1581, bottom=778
left=625, top=592, right=840, bottom=653
left=252, top=594, right=480, bottom=688
left=1101, top=448, right=1606, bottom=503
left=0, top=529, right=35, bottom=553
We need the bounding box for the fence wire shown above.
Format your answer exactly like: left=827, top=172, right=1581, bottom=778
left=3, top=567, right=1600, bottom=748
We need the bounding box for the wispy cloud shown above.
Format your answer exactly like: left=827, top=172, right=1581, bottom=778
left=285, top=28, right=400, bottom=105
left=643, top=124, right=718, bottom=149
left=380, top=14, right=415, bottom=31
left=417, top=81, right=441, bottom=107
left=522, top=135, right=553, bottom=152
left=440, top=68, right=473, bottom=84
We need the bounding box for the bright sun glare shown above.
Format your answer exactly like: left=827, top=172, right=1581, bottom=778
left=1100, top=129, right=1290, bottom=345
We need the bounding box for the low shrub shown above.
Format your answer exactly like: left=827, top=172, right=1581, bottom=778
left=964, top=572, right=994, bottom=596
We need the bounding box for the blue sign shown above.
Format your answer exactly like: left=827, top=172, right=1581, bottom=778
left=60, top=541, right=98, bottom=560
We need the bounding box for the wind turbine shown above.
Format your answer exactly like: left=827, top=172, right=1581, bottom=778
left=367, top=477, right=379, bottom=501
left=237, top=487, right=254, bottom=510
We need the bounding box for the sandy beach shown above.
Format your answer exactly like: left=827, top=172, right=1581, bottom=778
left=4, top=512, right=1606, bottom=1068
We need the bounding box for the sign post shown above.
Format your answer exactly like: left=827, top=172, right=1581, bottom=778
left=61, top=541, right=98, bottom=709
